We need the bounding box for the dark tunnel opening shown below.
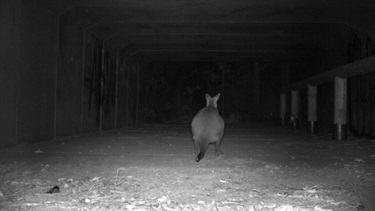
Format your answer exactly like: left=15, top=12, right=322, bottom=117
left=137, top=61, right=283, bottom=125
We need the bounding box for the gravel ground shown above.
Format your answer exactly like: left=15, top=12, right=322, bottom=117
left=0, top=123, right=374, bottom=211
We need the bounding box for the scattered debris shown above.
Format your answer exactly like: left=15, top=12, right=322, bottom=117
left=115, top=167, right=126, bottom=180
left=40, top=164, right=49, bottom=172
left=158, top=196, right=168, bottom=203
left=354, top=158, right=365, bottom=163
left=0, top=129, right=373, bottom=211
left=90, top=176, right=100, bottom=182
left=46, top=186, right=60, bottom=194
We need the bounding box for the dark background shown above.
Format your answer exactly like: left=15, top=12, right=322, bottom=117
left=1, top=0, right=375, bottom=146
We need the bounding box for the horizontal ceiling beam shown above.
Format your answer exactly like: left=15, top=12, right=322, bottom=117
left=284, top=54, right=375, bottom=91
left=131, top=50, right=318, bottom=62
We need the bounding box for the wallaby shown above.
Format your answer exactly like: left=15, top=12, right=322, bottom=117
left=191, top=93, right=225, bottom=162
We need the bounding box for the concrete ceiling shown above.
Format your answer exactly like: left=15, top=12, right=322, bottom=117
left=36, top=0, right=375, bottom=62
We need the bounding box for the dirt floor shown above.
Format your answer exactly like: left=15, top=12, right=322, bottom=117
left=0, top=123, right=374, bottom=211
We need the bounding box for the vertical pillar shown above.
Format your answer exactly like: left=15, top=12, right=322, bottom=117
left=135, top=62, right=140, bottom=126
left=125, top=62, right=130, bottom=127
left=99, top=44, right=105, bottom=131
left=334, top=77, right=347, bottom=140
left=307, top=85, right=318, bottom=134
left=216, top=62, right=227, bottom=118
left=221, top=68, right=225, bottom=118
left=114, top=51, right=119, bottom=128
left=254, top=62, right=260, bottom=106
left=291, top=90, right=299, bottom=130
left=280, top=93, right=287, bottom=126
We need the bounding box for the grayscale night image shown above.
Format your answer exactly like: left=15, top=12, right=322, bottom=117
left=0, top=0, right=374, bottom=210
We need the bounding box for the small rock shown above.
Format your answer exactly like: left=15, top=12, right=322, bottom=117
left=125, top=204, right=134, bottom=210
left=248, top=205, right=255, bottom=211
left=158, top=196, right=168, bottom=203
left=355, top=158, right=365, bottom=163
left=275, top=204, right=294, bottom=211
left=46, top=186, right=60, bottom=194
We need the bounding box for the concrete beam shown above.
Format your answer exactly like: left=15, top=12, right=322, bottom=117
left=284, top=55, right=375, bottom=91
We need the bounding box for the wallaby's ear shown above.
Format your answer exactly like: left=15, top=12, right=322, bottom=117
left=205, top=93, right=211, bottom=100
left=214, top=93, right=221, bottom=100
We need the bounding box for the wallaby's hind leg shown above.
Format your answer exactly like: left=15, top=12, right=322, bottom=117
left=214, top=141, right=224, bottom=156
left=193, top=139, right=200, bottom=156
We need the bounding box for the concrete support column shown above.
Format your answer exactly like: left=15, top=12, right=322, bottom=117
left=254, top=62, right=260, bottom=106
left=135, top=63, right=140, bottom=126
left=114, top=51, right=119, bottom=128
left=334, top=77, right=347, bottom=140
left=280, top=93, right=287, bottom=126
left=291, top=90, right=299, bottom=130
left=307, top=85, right=318, bottom=134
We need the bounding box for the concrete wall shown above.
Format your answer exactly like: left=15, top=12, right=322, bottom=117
left=0, top=0, right=21, bottom=146
left=0, top=1, right=141, bottom=147
left=55, top=17, right=85, bottom=137
left=116, top=57, right=141, bottom=128
left=101, top=49, right=118, bottom=130
left=18, top=1, right=58, bottom=143
left=0, top=0, right=58, bottom=146
left=81, top=35, right=102, bottom=132
left=56, top=16, right=142, bottom=136
left=81, top=36, right=125, bottom=131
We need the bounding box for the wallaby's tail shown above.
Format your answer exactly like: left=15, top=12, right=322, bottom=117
left=195, top=140, right=208, bottom=162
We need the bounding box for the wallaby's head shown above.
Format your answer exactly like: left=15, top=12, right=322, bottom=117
left=206, top=93, right=220, bottom=109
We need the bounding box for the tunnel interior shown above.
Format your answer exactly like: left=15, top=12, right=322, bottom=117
left=1, top=0, right=375, bottom=145
left=1, top=2, right=375, bottom=210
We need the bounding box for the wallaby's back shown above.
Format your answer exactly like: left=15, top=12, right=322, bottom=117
left=191, top=93, right=224, bottom=162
